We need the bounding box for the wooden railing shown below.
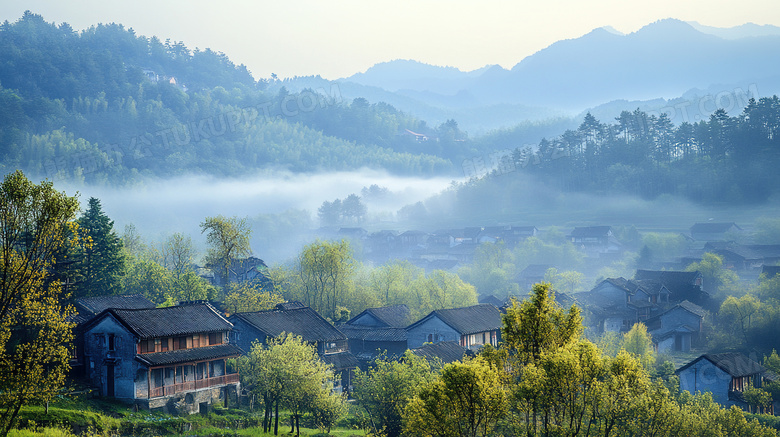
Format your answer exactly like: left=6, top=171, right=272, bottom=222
left=149, top=373, right=239, bottom=398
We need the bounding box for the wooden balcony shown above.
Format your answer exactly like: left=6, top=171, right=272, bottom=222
left=149, top=373, right=239, bottom=398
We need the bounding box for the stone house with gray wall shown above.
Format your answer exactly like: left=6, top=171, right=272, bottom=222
left=81, top=302, right=241, bottom=414
left=405, top=304, right=501, bottom=350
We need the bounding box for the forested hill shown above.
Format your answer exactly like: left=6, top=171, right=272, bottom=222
left=0, top=12, right=453, bottom=185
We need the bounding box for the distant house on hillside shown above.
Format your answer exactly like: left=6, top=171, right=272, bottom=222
left=569, top=226, right=622, bottom=257
left=703, top=242, right=780, bottom=272
left=406, top=304, right=502, bottom=350
left=81, top=302, right=241, bottom=414
left=677, top=353, right=777, bottom=414
left=689, top=222, right=742, bottom=241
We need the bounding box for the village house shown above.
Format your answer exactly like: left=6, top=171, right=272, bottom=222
left=578, top=277, right=670, bottom=332
left=677, top=353, right=778, bottom=414
left=569, top=226, right=622, bottom=257
left=340, top=305, right=410, bottom=366
left=81, top=302, right=241, bottom=414
left=645, top=300, right=706, bottom=353
left=405, top=304, right=502, bottom=350
left=689, top=222, right=742, bottom=241
left=634, top=269, right=710, bottom=308
left=702, top=242, right=780, bottom=273
left=410, top=341, right=474, bottom=364
left=228, top=303, right=358, bottom=391
left=70, top=294, right=157, bottom=377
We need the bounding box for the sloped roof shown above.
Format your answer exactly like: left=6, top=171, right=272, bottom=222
left=690, top=222, right=741, bottom=234
left=411, top=341, right=472, bottom=364
left=339, top=325, right=407, bottom=342
left=570, top=226, right=612, bottom=238
left=677, top=352, right=766, bottom=377
left=762, top=265, right=780, bottom=278
left=231, top=307, right=345, bottom=342
left=92, top=303, right=232, bottom=339
left=408, top=304, right=502, bottom=335
left=519, top=264, right=554, bottom=278
left=478, top=295, right=506, bottom=307
left=347, top=305, right=411, bottom=328
left=675, top=300, right=707, bottom=317
left=72, top=294, right=156, bottom=325
left=635, top=270, right=700, bottom=286
left=135, top=344, right=242, bottom=367
left=276, top=301, right=307, bottom=310
left=322, top=351, right=360, bottom=370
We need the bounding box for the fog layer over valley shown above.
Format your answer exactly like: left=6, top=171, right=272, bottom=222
left=59, top=170, right=455, bottom=263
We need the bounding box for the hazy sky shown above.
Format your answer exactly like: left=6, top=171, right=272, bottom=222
left=2, top=0, right=779, bottom=80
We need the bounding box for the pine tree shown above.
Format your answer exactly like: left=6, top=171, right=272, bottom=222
left=73, top=197, right=126, bottom=297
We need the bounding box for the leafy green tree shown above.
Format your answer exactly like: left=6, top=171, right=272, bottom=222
left=341, top=194, right=367, bottom=223
left=73, top=197, right=126, bottom=297
left=685, top=253, right=739, bottom=296
left=353, top=351, right=436, bottom=437
left=200, top=215, right=252, bottom=287
left=223, top=281, right=284, bottom=315
left=543, top=267, right=585, bottom=294
left=161, top=232, right=196, bottom=280
left=0, top=171, right=79, bottom=437
left=238, top=334, right=335, bottom=436
left=621, top=323, right=655, bottom=369
left=318, top=199, right=342, bottom=227
left=123, top=256, right=173, bottom=304
left=292, top=239, right=355, bottom=319
left=743, top=385, right=772, bottom=414
left=501, top=282, right=582, bottom=365
left=404, top=357, right=507, bottom=437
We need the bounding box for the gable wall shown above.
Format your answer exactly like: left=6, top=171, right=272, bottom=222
left=661, top=308, right=702, bottom=332
left=679, top=359, right=732, bottom=406
left=406, top=316, right=461, bottom=349
left=83, top=316, right=141, bottom=399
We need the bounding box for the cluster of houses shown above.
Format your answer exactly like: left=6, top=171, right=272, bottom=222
left=70, top=296, right=502, bottom=415
left=68, top=219, right=780, bottom=416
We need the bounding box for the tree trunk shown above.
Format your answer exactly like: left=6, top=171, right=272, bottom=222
left=274, top=399, right=279, bottom=436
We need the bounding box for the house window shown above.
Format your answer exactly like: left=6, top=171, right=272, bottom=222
left=108, top=334, right=115, bottom=351
left=209, top=332, right=222, bottom=345
left=160, top=338, right=169, bottom=352
left=140, top=339, right=155, bottom=353
left=193, top=335, right=200, bottom=348
left=177, top=336, right=187, bottom=350
left=427, top=334, right=433, bottom=342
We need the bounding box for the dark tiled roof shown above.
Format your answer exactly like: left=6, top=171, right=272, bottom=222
left=231, top=307, right=345, bottom=343
left=75, top=294, right=156, bottom=314
left=72, top=294, right=156, bottom=325
left=338, top=325, right=407, bottom=342
left=135, top=344, right=242, bottom=367
left=478, top=295, right=506, bottom=307
left=763, top=265, right=780, bottom=278
left=408, top=304, right=502, bottom=335
left=674, top=300, right=707, bottom=318
left=690, top=222, right=741, bottom=234
left=677, top=352, right=766, bottom=377
left=347, top=305, right=411, bottom=328
left=322, top=351, right=360, bottom=370
left=635, top=270, right=699, bottom=286
left=519, top=264, right=554, bottom=277
left=411, top=341, right=472, bottom=364
left=570, top=226, right=612, bottom=238
left=106, top=303, right=232, bottom=338
left=276, top=301, right=307, bottom=310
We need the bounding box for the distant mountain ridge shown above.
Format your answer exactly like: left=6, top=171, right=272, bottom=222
left=328, top=19, right=780, bottom=115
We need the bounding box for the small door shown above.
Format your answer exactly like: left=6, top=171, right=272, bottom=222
left=107, top=364, right=115, bottom=397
